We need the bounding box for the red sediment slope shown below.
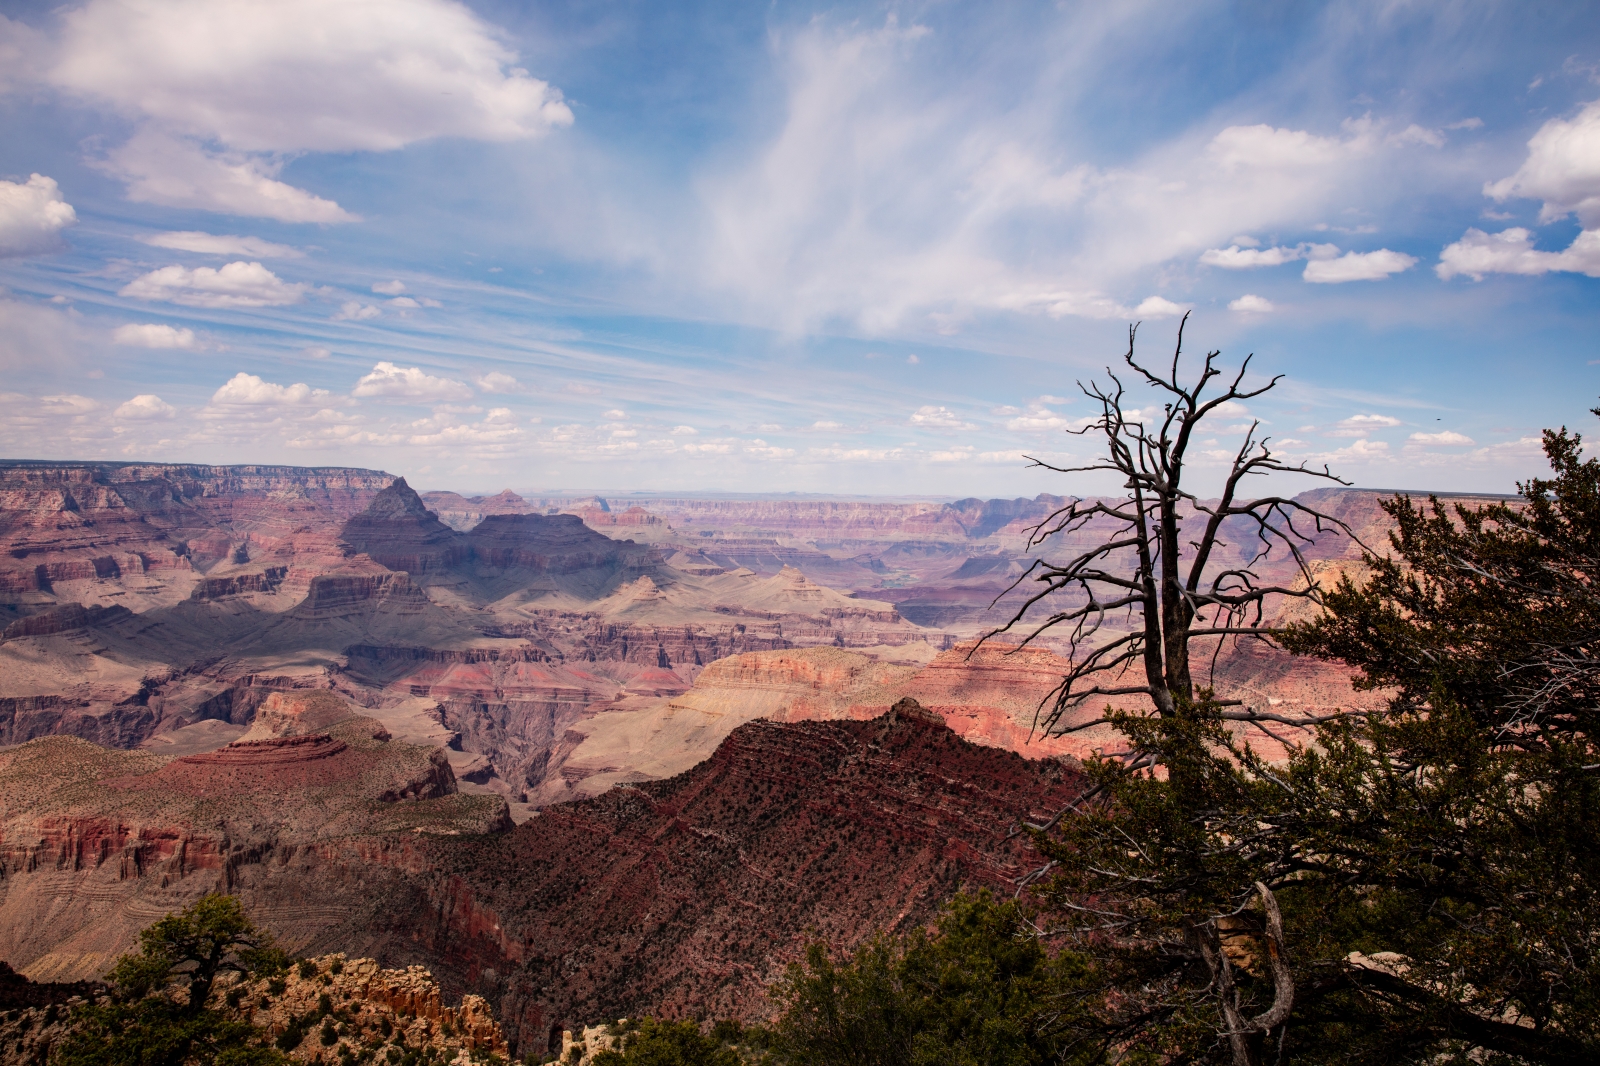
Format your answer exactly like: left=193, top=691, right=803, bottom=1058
left=392, top=701, right=1081, bottom=1051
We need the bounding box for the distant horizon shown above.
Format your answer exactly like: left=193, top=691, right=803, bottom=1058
left=0, top=454, right=1527, bottom=505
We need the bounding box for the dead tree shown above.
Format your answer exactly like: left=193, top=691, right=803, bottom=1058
left=986, top=313, right=1358, bottom=765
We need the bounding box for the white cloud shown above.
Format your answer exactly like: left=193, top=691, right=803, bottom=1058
left=212, top=371, right=329, bottom=405
left=681, top=437, right=735, bottom=455
left=1303, top=248, right=1418, bottom=283
left=929, top=446, right=975, bottom=462
left=113, top=322, right=196, bottom=349
left=102, top=129, right=357, bottom=223
left=407, top=407, right=520, bottom=446
left=1205, top=122, right=1352, bottom=171
left=50, top=0, right=573, bottom=220
left=0, top=174, right=76, bottom=257
left=603, top=408, right=627, bottom=420
left=1408, top=430, right=1474, bottom=446
left=1437, top=226, right=1600, bottom=280
left=1228, top=294, right=1274, bottom=313
left=352, top=361, right=473, bottom=401
left=119, top=261, right=307, bottom=307
left=671, top=425, right=698, bottom=435
left=693, top=17, right=1418, bottom=331
left=907, top=354, right=921, bottom=365
left=1006, top=407, right=1074, bottom=432
left=474, top=371, right=528, bottom=394
left=1390, top=124, right=1445, bottom=148
left=372, top=280, right=406, bottom=295
left=388, top=296, right=420, bottom=308
left=115, top=394, right=175, bottom=419
left=1328, top=413, right=1402, bottom=437
left=302, top=346, right=331, bottom=360
left=1199, top=242, right=1338, bottom=269
left=909, top=405, right=975, bottom=430
left=745, top=438, right=797, bottom=460
left=333, top=301, right=381, bottom=321
left=1484, top=99, right=1600, bottom=227
left=1134, top=296, right=1187, bottom=317
left=142, top=230, right=301, bottom=257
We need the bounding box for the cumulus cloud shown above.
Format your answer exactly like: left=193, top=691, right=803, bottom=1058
left=671, top=425, right=698, bottom=435
left=1408, top=430, right=1474, bottom=445
left=474, top=371, right=528, bottom=394
left=119, top=261, right=307, bottom=307
left=745, top=438, right=797, bottom=460
left=1005, top=406, right=1074, bottom=432
left=909, top=405, right=976, bottom=430
left=113, top=323, right=196, bottom=349
left=302, top=346, right=331, bottom=360
left=352, top=361, right=473, bottom=401
left=115, top=393, right=175, bottom=419
left=333, top=301, right=381, bottom=321
left=407, top=407, right=520, bottom=446
left=212, top=371, right=330, bottom=405
left=1303, top=248, right=1418, bottom=283
left=1199, top=242, right=1339, bottom=269
left=1437, top=227, right=1600, bottom=280
left=372, top=280, right=407, bottom=295
left=1438, top=104, right=1600, bottom=282
left=1134, top=296, right=1187, bottom=317
left=49, top=0, right=573, bottom=220
left=1328, top=413, right=1402, bottom=437
left=1484, top=100, right=1600, bottom=227
left=1228, top=294, right=1274, bottom=313
left=142, top=230, right=301, bottom=257
left=0, top=174, right=77, bottom=257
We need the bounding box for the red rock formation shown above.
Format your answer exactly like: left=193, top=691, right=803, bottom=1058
left=338, top=479, right=470, bottom=575
left=389, top=703, right=1082, bottom=1053
left=0, top=461, right=394, bottom=602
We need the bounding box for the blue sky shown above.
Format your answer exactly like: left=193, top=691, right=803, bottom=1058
left=1, top=0, right=1598, bottom=497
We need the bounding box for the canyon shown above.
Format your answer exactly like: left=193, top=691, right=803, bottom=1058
left=0, top=459, right=1492, bottom=1055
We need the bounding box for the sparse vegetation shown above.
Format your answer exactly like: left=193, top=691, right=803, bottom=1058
left=54, top=894, right=289, bottom=1066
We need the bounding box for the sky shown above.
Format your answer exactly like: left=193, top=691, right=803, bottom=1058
left=1, top=0, right=1598, bottom=499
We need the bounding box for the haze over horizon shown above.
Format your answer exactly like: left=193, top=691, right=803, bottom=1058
left=2, top=0, right=1598, bottom=497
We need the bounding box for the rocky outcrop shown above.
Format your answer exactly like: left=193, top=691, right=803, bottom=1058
left=337, top=480, right=469, bottom=576
left=465, top=513, right=651, bottom=574
left=391, top=704, right=1081, bottom=1053
left=233, top=954, right=505, bottom=1061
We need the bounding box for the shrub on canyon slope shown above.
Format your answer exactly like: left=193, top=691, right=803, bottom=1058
left=769, top=891, right=1099, bottom=1066
left=589, top=1016, right=742, bottom=1066
left=54, top=894, right=289, bottom=1066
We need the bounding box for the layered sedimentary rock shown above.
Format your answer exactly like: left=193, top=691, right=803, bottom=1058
left=0, top=461, right=393, bottom=610
left=380, top=703, right=1083, bottom=1053
left=0, top=692, right=504, bottom=984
